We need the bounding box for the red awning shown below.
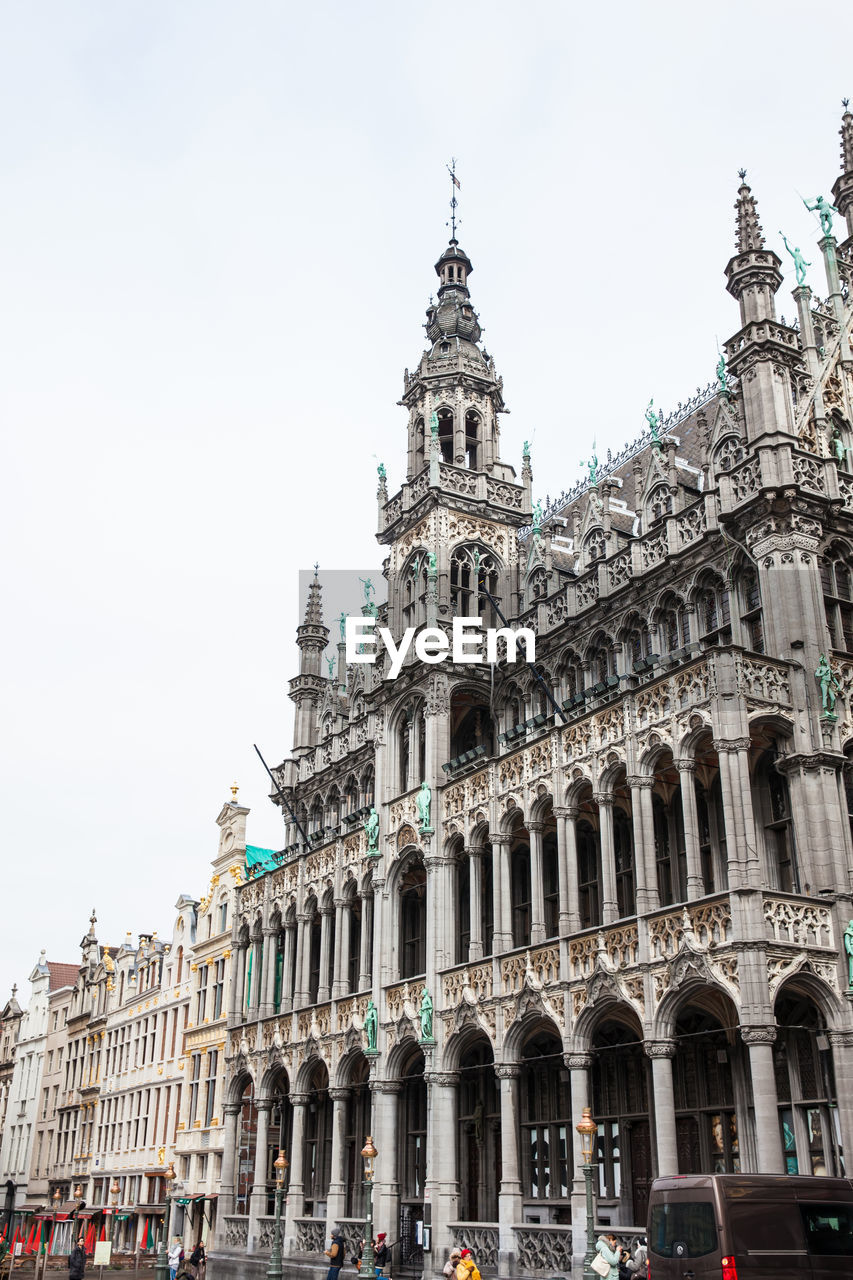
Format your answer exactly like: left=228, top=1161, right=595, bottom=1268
left=205, top=1194, right=218, bottom=1201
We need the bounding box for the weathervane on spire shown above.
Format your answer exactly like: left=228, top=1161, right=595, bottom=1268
left=446, top=158, right=461, bottom=241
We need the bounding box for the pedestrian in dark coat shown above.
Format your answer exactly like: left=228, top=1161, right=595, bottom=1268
left=69, top=1234, right=86, bottom=1280
left=325, top=1228, right=345, bottom=1280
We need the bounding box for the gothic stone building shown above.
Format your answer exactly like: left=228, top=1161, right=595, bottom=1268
left=217, top=109, right=853, bottom=1280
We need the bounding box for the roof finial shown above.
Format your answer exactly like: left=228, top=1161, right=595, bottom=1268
left=734, top=170, right=765, bottom=252
left=231, top=781, right=239, bottom=803
left=446, top=158, right=461, bottom=242
left=841, top=100, right=853, bottom=173
left=302, top=570, right=324, bottom=625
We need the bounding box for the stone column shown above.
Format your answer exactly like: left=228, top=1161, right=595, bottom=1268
left=282, top=924, right=296, bottom=1014
left=715, top=738, right=760, bottom=890
left=528, top=821, right=546, bottom=944
left=828, top=1030, right=853, bottom=1167
left=560, top=806, right=582, bottom=932
left=247, top=935, right=262, bottom=1019
left=595, top=795, right=618, bottom=924
left=332, top=898, right=350, bottom=999
left=467, top=848, right=483, bottom=961
left=627, top=778, right=654, bottom=915
left=260, top=927, right=277, bottom=1019
left=566, top=1053, right=594, bottom=1273
left=318, top=906, right=334, bottom=1004
left=491, top=835, right=513, bottom=952
left=675, top=760, right=705, bottom=900
left=219, top=1100, right=242, bottom=1217
left=228, top=944, right=247, bottom=1029
left=424, top=1072, right=460, bottom=1258
left=495, top=1064, right=522, bottom=1269
left=248, top=1099, right=272, bottom=1250
left=358, top=889, right=374, bottom=992
left=283, top=1092, right=309, bottom=1252
left=741, top=1027, right=784, bottom=1173
left=293, top=913, right=309, bottom=1008
left=326, top=1087, right=351, bottom=1231
left=370, top=1080, right=402, bottom=1255
left=645, top=1041, right=678, bottom=1176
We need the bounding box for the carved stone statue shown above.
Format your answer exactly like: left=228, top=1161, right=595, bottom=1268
left=364, top=806, right=380, bottom=853
left=645, top=398, right=660, bottom=444
left=419, top=987, right=434, bottom=1041
left=364, top=999, right=378, bottom=1051
left=781, top=233, right=811, bottom=286
left=815, top=653, right=841, bottom=715
left=416, top=780, right=432, bottom=831
left=803, top=195, right=838, bottom=238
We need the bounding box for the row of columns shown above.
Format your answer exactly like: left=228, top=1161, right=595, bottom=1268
left=226, top=891, right=375, bottom=1028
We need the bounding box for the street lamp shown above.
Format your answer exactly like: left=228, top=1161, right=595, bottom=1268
left=360, top=1136, right=378, bottom=1280
left=72, top=1184, right=84, bottom=1246
left=266, top=1150, right=289, bottom=1280
left=152, top=1162, right=176, bottom=1280
left=109, top=1181, right=121, bottom=1252
left=576, top=1107, right=598, bottom=1279
left=41, top=1188, right=61, bottom=1280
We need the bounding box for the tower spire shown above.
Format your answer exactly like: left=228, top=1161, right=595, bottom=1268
left=832, top=99, right=853, bottom=240
left=446, top=158, right=460, bottom=242
left=303, top=564, right=323, bottom=625
left=734, top=169, right=765, bottom=252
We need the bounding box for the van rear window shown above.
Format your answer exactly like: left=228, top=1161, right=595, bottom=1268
left=800, top=1204, right=853, bottom=1256
left=649, top=1202, right=718, bottom=1258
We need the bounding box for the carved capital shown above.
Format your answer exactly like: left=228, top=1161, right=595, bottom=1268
left=494, top=1063, right=521, bottom=1080
left=424, top=1071, right=460, bottom=1088
left=369, top=1079, right=403, bottom=1095
left=328, top=1088, right=351, bottom=1103
left=626, top=776, right=655, bottom=789
left=644, top=1039, right=676, bottom=1060
left=527, top=821, right=545, bottom=834
left=674, top=759, right=696, bottom=774
left=255, top=1099, right=274, bottom=1114
left=828, top=1030, right=853, bottom=1048
left=289, top=1092, right=311, bottom=1107
left=223, top=1101, right=243, bottom=1118
left=489, top=833, right=511, bottom=847
left=263, top=926, right=277, bottom=938
left=741, top=1025, right=777, bottom=1046
left=592, top=792, right=614, bottom=806
left=464, top=845, right=483, bottom=859
left=713, top=737, right=751, bottom=753
left=564, top=1053, right=595, bottom=1071
left=319, top=906, right=334, bottom=918
left=552, top=806, right=571, bottom=819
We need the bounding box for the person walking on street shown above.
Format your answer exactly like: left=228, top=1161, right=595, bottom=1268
left=443, top=1249, right=461, bottom=1279
left=68, top=1233, right=86, bottom=1280
left=168, top=1237, right=184, bottom=1280
left=455, top=1247, right=482, bottom=1280
left=188, top=1240, right=205, bottom=1280
left=595, top=1233, right=621, bottom=1280
left=325, top=1228, right=345, bottom=1280
left=375, top=1232, right=389, bottom=1276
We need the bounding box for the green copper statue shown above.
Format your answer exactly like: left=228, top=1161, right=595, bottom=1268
left=844, top=921, right=853, bottom=989
left=523, top=439, right=531, bottom=458
left=411, top=554, right=421, bottom=579
left=427, top=551, right=437, bottom=579
left=532, top=499, right=543, bottom=534
left=327, top=656, right=335, bottom=678
left=419, top=987, right=434, bottom=1041
left=365, top=805, right=380, bottom=853
left=429, top=410, right=439, bottom=439
left=582, top=452, right=599, bottom=486
left=815, top=653, right=841, bottom=716
left=364, top=998, right=378, bottom=1052
left=645, top=398, right=660, bottom=444
left=780, top=233, right=811, bottom=286
left=416, top=780, right=432, bottom=832
left=337, top=611, right=347, bottom=643
left=803, top=195, right=838, bottom=238
left=716, top=353, right=729, bottom=398
left=377, top=462, right=387, bottom=481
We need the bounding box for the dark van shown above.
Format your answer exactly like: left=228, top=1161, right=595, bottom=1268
left=647, top=1174, right=853, bottom=1279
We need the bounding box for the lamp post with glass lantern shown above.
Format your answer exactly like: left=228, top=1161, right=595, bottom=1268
left=576, top=1107, right=598, bottom=1279
left=72, top=1184, right=84, bottom=1248
left=109, top=1181, right=121, bottom=1253
left=40, top=1188, right=61, bottom=1280
left=266, top=1150, right=288, bottom=1280
left=360, top=1136, right=378, bottom=1280
left=152, top=1162, right=176, bottom=1280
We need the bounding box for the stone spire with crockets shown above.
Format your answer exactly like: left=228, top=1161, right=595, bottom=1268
left=725, top=170, right=783, bottom=328
left=832, top=99, right=853, bottom=240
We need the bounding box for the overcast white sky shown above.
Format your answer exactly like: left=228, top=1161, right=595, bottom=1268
left=2, top=1, right=851, bottom=995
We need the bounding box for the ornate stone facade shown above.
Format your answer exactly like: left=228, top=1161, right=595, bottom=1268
left=217, top=110, right=853, bottom=1280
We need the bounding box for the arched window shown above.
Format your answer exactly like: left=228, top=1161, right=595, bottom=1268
left=623, top=617, right=652, bottom=669
left=755, top=747, right=797, bottom=892
left=559, top=650, right=584, bottom=700
left=456, top=855, right=470, bottom=964
left=673, top=1007, right=740, bottom=1174
left=480, top=843, right=494, bottom=956
left=344, top=776, right=358, bottom=817
left=402, top=554, right=428, bottom=631
left=450, top=688, right=495, bottom=759
left=577, top=819, right=602, bottom=928
left=458, top=1042, right=498, bottom=1221
left=543, top=825, right=559, bottom=937
left=587, top=633, right=617, bottom=686
left=437, top=407, right=454, bottom=463
left=309, top=798, right=323, bottom=835
left=821, top=546, right=853, bottom=652
left=306, top=899, right=321, bottom=1003
left=361, top=766, right=374, bottom=809
left=465, top=409, right=481, bottom=469
left=695, top=573, right=731, bottom=644
left=450, top=545, right=501, bottom=623
left=527, top=566, right=547, bottom=604
left=774, top=991, right=843, bottom=1176
left=344, top=1058, right=372, bottom=1216
left=303, top=1062, right=331, bottom=1213
left=510, top=829, right=531, bottom=948
left=520, top=1031, right=571, bottom=1205
left=592, top=1021, right=650, bottom=1222
left=613, top=807, right=635, bottom=918
left=739, top=567, right=764, bottom=653
left=399, top=860, right=426, bottom=978
left=713, top=435, right=746, bottom=474
left=657, top=594, right=690, bottom=654
left=235, top=1077, right=258, bottom=1213
left=584, top=528, right=606, bottom=563
left=648, top=484, right=673, bottom=523
left=413, top=416, right=426, bottom=472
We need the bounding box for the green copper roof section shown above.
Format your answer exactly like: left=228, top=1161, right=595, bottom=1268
left=245, top=844, right=278, bottom=874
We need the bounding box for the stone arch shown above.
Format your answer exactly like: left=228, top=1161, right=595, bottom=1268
left=332, top=1045, right=372, bottom=1090
left=226, top=1067, right=255, bottom=1106
left=501, top=1007, right=563, bottom=1063
left=441, top=1023, right=497, bottom=1073
left=652, top=970, right=740, bottom=1042
left=258, top=1062, right=290, bottom=1104
left=773, top=968, right=847, bottom=1032
left=572, top=992, right=642, bottom=1054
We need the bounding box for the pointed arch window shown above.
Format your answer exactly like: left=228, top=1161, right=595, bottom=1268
left=577, top=820, right=602, bottom=928
left=696, top=574, right=731, bottom=645
left=822, top=547, right=853, bottom=652
left=399, top=860, right=426, bottom=978
left=648, top=484, right=673, bottom=523
left=713, top=435, right=746, bottom=474
left=413, top=416, right=426, bottom=473
left=437, top=407, right=454, bottom=463
left=658, top=595, right=691, bottom=654
left=402, top=555, right=428, bottom=631
left=450, top=545, right=501, bottom=623
left=739, top=567, right=764, bottom=653
left=464, top=409, right=481, bottom=469
left=584, top=528, right=606, bottom=563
